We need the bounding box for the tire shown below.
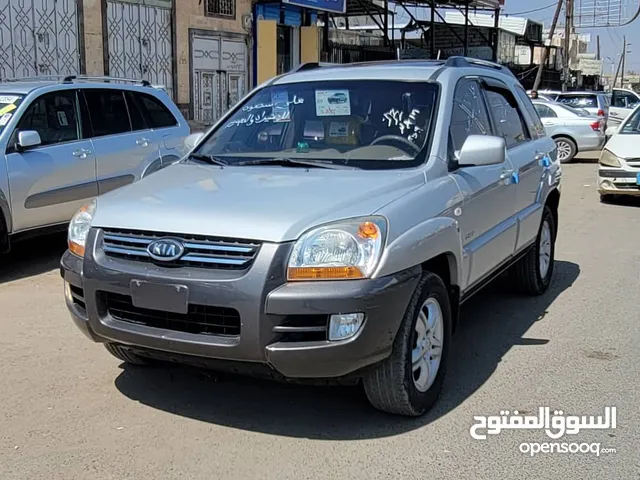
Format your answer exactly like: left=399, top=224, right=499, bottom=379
left=600, top=194, right=614, bottom=203
left=511, top=206, right=556, bottom=295
left=363, top=271, right=452, bottom=416
left=554, top=136, right=577, bottom=164
left=104, top=343, right=152, bottom=366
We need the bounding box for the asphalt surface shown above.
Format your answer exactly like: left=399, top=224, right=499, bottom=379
left=1, top=158, right=639, bottom=480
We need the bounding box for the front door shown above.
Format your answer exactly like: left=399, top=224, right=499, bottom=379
left=5, top=90, right=97, bottom=232
left=609, top=89, right=640, bottom=127
left=447, top=78, right=518, bottom=288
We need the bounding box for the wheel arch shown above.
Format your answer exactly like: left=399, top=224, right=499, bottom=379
left=545, top=188, right=561, bottom=240
left=0, top=188, right=11, bottom=252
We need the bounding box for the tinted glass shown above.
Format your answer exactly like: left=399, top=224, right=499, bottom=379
left=124, top=91, right=148, bottom=131
left=137, top=93, right=177, bottom=128
left=449, top=78, right=492, bottom=153
left=515, top=86, right=545, bottom=138
left=195, top=80, right=439, bottom=170
left=485, top=90, right=529, bottom=149
left=84, top=89, right=131, bottom=137
left=534, top=104, right=556, bottom=118
left=557, top=94, right=598, bottom=108
left=619, top=106, right=640, bottom=134
left=612, top=90, right=640, bottom=109
left=16, top=91, right=78, bottom=146
left=0, top=94, right=24, bottom=135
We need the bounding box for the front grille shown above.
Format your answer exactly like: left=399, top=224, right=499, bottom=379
left=272, top=314, right=329, bottom=342
left=101, top=229, right=261, bottom=270
left=103, top=291, right=241, bottom=336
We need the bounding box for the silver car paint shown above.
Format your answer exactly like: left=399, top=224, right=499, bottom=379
left=533, top=100, right=605, bottom=152
left=0, top=82, right=189, bottom=236
left=89, top=65, right=560, bottom=295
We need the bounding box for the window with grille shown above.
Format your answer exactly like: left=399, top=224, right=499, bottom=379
left=205, top=0, right=235, bottom=18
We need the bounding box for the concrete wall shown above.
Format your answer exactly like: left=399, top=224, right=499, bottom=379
left=82, top=0, right=104, bottom=76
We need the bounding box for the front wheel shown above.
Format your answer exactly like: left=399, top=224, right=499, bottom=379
left=510, top=206, right=556, bottom=295
left=554, top=137, right=577, bottom=164
left=363, top=272, right=452, bottom=416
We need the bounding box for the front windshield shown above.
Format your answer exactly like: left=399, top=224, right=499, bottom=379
left=0, top=94, right=24, bottom=135
left=195, top=80, right=439, bottom=169
left=619, top=106, right=640, bottom=134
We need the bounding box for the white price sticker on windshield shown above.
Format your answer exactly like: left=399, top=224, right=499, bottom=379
left=315, top=90, right=351, bottom=116
left=0, top=95, right=19, bottom=104
left=0, top=113, right=12, bottom=126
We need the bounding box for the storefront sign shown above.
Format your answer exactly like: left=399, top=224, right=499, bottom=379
left=578, top=58, right=603, bottom=76
left=282, top=0, right=346, bottom=14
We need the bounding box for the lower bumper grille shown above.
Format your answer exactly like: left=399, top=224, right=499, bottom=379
left=102, top=291, right=241, bottom=336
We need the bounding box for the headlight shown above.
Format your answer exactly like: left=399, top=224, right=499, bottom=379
left=68, top=200, right=96, bottom=257
left=599, top=149, right=622, bottom=168
left=287, top=216, right=387, bottom=281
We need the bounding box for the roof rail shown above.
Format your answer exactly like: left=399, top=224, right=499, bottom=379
left=445, top=56, right=516, bottom=78
left=61, top=75, right=152, bottom=86
left=0, top=75, right=69, bottom=83
left=291, top=62, right=339, bottom=73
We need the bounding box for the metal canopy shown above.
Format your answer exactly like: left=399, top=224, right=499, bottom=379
left=393, top=0, right=502, bottom=9
left=332, top=0, right=395, bottom=17
left=573, top=0, right=640, bottom=28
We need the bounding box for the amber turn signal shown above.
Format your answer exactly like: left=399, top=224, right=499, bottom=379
left=287, top=266, right=364, bottom=281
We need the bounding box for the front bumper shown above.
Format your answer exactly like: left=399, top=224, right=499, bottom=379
left=597, top=168, right=640, bottom=196
left=61, top=229, right=420, bottom=379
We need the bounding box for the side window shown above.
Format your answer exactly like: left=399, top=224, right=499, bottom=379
left=83, top=89, right=131, bottom=137
left=534, top=104, right=557, bottom=118
left=124, top=91, right=148, bottom=131
left=484, top=89, right=529, bottom=149
left=15, top=91, right=79, bottom=147
left=612, top=91, right=639, bottom=109
left=514, top=86, right=545, bottom=138
left=449, top=78, right=493, bottom=154
left=137, top=93, right=178, bottom=128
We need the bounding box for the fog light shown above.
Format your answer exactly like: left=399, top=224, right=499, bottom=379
left=600, top=180, right=613, bottom=189
left=328, top=313, right=364, bottom=341
left=64, top=282, right=73, bottom=304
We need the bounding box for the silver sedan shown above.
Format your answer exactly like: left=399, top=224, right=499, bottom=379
left=533, top=100, right=605, bottom=163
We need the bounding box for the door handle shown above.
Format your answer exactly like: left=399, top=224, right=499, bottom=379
left=72, top=148, right=91, bottom=159
left=136, top=137, right=150, bottom=147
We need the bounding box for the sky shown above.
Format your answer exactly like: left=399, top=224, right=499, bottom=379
left=503, top=0, right=640, bottom=73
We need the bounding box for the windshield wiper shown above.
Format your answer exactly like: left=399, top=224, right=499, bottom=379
left=188, top=153, right=229, bottom=166
left=235, top=157, right=354, bottom=170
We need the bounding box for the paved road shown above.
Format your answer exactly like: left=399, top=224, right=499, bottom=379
left=1, top=161, right=638, bottom=480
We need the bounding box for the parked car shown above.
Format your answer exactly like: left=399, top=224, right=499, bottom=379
left=532, top=99, right=605, bottom=163
left=597, top=103, right=640, bottom=202
left=61, top=57, right=562, bottom=417
left=0, top=76, right=190, bottom=254
left=608, top=88, right=640, bottom=128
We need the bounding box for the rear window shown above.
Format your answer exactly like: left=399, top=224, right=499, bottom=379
left=136, top=92, right=178, bottom=129
left=557, top=95, right=598, bottom=109
left=0, top=94, right=24, bottom=135
left=84, top=89, right=132, bottom=137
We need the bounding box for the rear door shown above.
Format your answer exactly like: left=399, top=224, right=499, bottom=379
left=81, top=88, right=160, bottom=195
left=5, top=89, right=97, bottom=232
left=609, top=89, right=640, bottom=127
left=127, top=90, right=186, bottom=169
left=495, top=83, right=549, bottom=252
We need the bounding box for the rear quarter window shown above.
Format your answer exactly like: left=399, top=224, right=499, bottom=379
left=135, top=92, right=178, bottom=129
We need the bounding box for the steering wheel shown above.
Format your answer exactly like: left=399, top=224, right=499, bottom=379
left=370, top=134, right=421, bottom=154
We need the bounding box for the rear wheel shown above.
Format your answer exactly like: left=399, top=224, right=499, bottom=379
left=511, top=206, right=556, bottom=295
left=104, top=343, right=152, bottom=366
left=363, top=271, right=452, bottom=416
left=554, top=136, right=577, bottom=164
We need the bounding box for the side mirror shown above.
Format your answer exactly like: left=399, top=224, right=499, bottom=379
left=457, top=135, right=506, bottom=167
left=16, top=130, right=42, bottom=151
left=605, top=125, right=619, bottom=137
left=184, top=132, right=204, bottom=151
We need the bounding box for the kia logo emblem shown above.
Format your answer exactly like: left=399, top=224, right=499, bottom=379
left=147, top=238, right=185, bottom=262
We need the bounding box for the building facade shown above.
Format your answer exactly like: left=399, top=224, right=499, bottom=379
left=0, top=0, right=253, bottom=124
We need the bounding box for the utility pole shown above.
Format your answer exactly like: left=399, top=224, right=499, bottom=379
left=621, top=35, right=627, bottom=88
left=533, top=0, right=563, bottom=91
left=596, top=35, right=600, bottom=60
left=613, top=51, right=623, bottom=88
left=562, top=0, right=573, bottom=91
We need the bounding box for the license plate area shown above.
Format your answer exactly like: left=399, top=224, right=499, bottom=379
left=130, top=280, right=189, bottom=314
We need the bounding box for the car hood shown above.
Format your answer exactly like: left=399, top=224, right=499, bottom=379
left=92, top=163, right=425, bottom=242
left=605, top=134, right=640, bottom=159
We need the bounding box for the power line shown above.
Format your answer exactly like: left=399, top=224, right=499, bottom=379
left=506, top=2, right=557, bottom=16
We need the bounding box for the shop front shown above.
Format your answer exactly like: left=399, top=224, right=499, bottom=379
left=253, top=0, right=346, bottom=86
